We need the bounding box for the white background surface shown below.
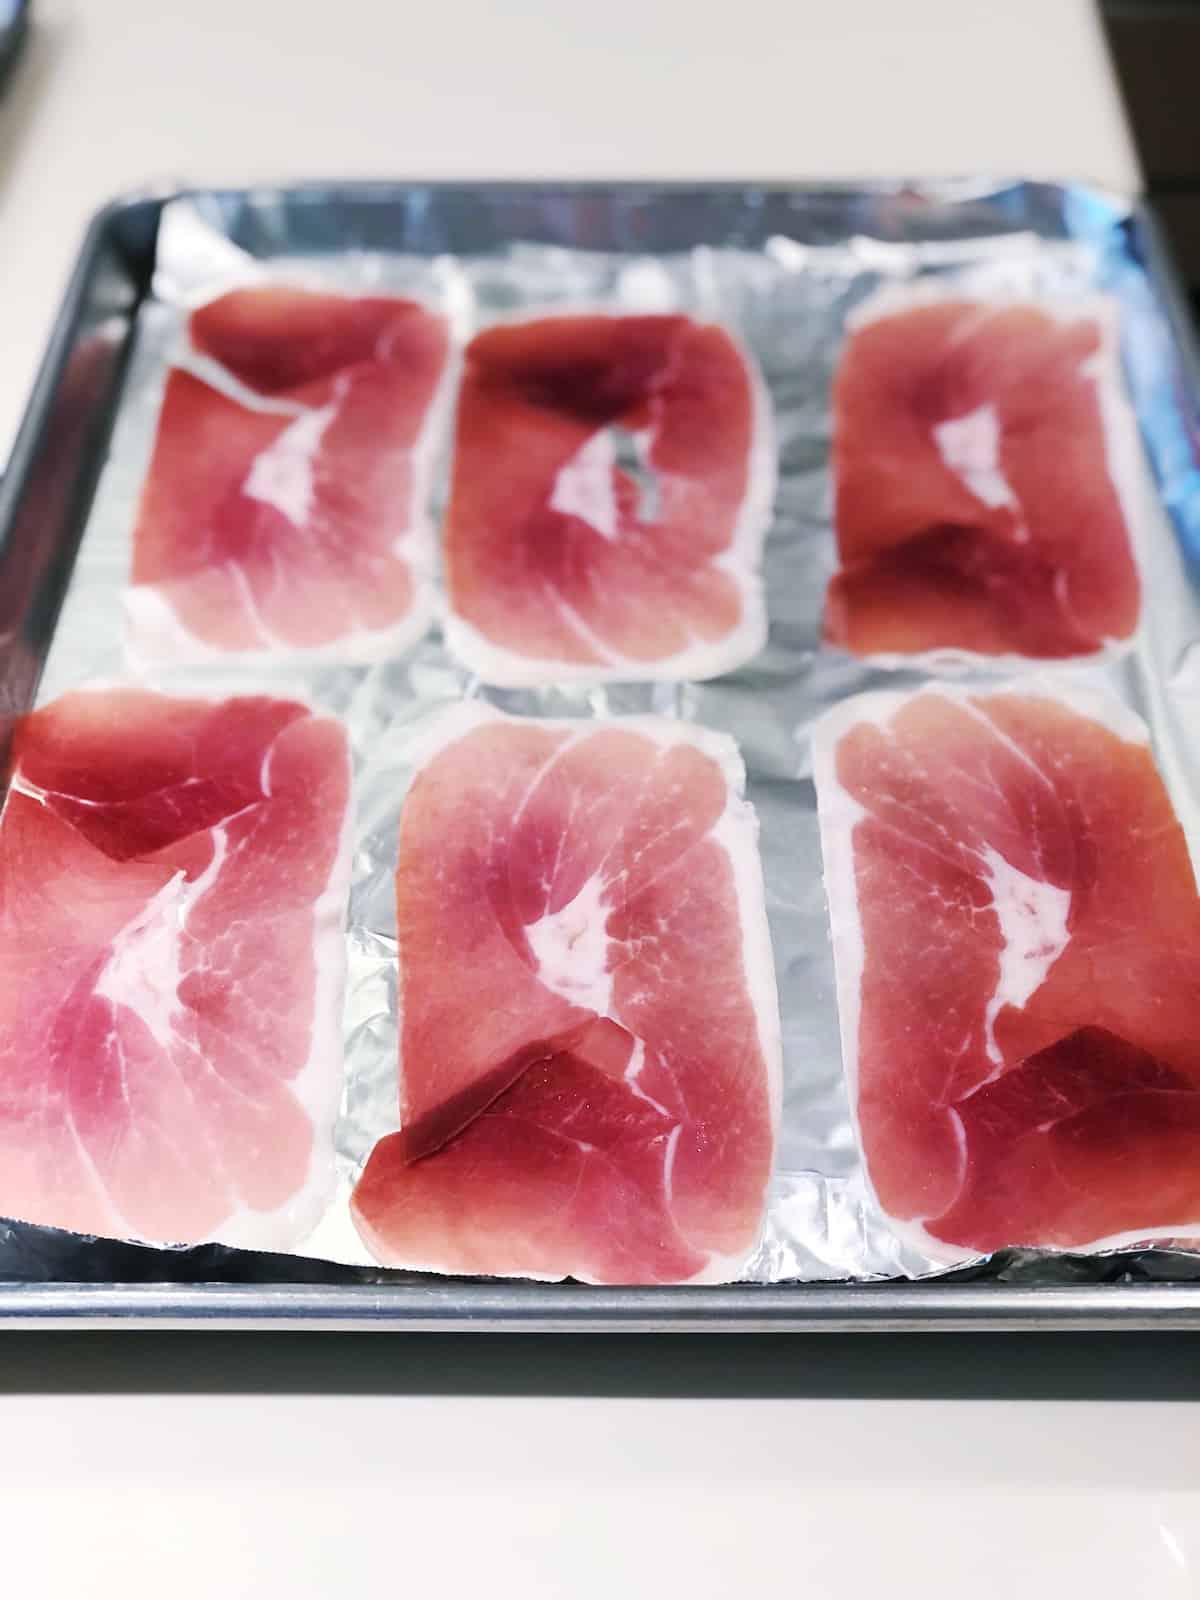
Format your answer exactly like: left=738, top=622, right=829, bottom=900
left=0, top=4, right=1193, bottom=1597
left=2, top=1332, right=1200, bottom=1596
left=4, top=1394, right=1199, bottom=1595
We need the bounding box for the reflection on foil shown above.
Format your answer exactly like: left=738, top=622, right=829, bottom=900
left=21, top=182, right=1200, bottom=1286
left=0, top=320, right=126, bottom=725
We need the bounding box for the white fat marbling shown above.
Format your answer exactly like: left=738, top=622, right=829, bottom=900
left=980, top=843, right=1071, bottom=1063
left=549, top=429, right=619, bottom=540
left=94, top=827, right=229, bottom=1049
left=242, top=403, right=336, bottom=526
left=932, top=403, right=1021, bottom=515
left=525, top=871, right=613, bottom=1013
left=623, top=1036, right=672, bottom=1118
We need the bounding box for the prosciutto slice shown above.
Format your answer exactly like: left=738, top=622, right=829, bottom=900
left=824, top=288, right=1142, bottom=662
left=0, top=687, right=352, bottom=1249
left=813, top=681, right=1200, bottom=1259
left=351, top=705, right=781, bottom=1284
left=442, top=313, right=775, bottom=686
left=126, top=285, right=450, bottom=666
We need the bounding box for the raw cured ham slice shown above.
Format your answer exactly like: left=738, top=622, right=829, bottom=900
left=813, top=681, right=1200, bottom=1260
left=0, top=687, right=352, bottom=1249
left=824, top=288, right=1143, bottom=662
left=126, top=286, right=450, bottom=666
left=189, top=286, right=434, bottom=405
left=350, top=705, right=780, bottom=1284
left=442, top=313, right=775, bottom=686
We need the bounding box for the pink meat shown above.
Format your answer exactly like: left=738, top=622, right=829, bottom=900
left=190, top=285, right=432, bottom=405
left=825, top=294, right=1142, bottom=660
left=813, top=684, right=1200, bottom=1257
left=350, top=708, right=780, bottom=1284
left=0, top=688, right=352, bottom=1248
left=443, top=314, right=773, bottom=685
left=128, top=286, right=449, bottom=662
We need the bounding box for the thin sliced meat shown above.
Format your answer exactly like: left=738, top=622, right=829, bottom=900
left=825, top=288, right=1142, bottom=662
left=442, top=313, right=775, bottom=686
left=126, top=286, right=450, bottom=666
left=350, top=705, right=781, bottom=1285
left=190, top=285, right=432, bottom=405
left=813, top=681, right=1200, bottom=1259
left=0, top=687, right=352, bottom=1249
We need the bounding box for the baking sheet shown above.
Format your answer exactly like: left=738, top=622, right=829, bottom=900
left=13, top=180, right=1200, bottom=1290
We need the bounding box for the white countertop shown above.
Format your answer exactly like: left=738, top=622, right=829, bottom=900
left=1, top=6, right=1191, bottom=1597
left=1, top=1333, right=1199, bottom=1595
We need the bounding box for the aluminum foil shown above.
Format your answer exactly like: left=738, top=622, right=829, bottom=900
left=21, top=182, right=1200, bottom=1286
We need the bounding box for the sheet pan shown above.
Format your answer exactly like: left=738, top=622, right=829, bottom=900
left=3, top=180, right=1200, bottom=1329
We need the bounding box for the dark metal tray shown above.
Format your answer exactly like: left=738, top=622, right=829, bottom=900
left=4, top=180, right=1200, bottom=1332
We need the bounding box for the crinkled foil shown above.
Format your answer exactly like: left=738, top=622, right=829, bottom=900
left=14, top=181, right=1200, bottom=1287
